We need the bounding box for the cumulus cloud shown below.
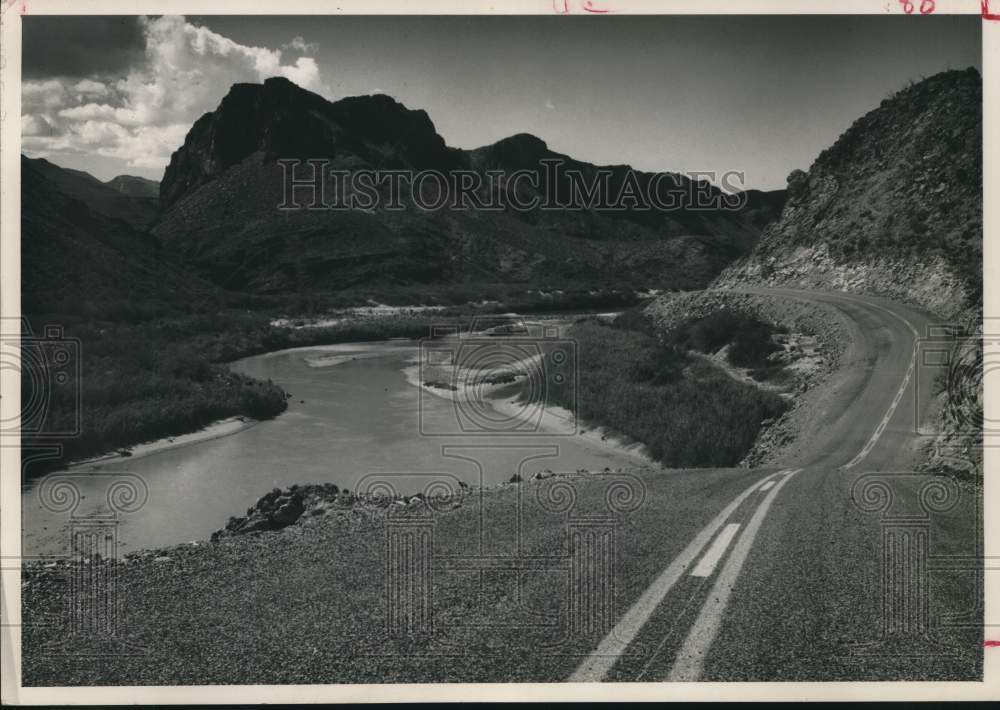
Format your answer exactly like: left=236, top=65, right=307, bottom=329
left=22, top=80, right=69, bottom=112
left=283, top=36, right=320, bottom=54
left=73, top=79, right=110, bottom=97
left=20, top=15, right=326, bottom=176
left=22, top=114, right=59, bottom=137
left=58, top=103, right=142, bottom=125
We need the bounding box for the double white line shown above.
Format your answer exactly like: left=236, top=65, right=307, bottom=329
left=570, top=301, right=924, bottom=681
left=569, top=468, right=801, bottom=682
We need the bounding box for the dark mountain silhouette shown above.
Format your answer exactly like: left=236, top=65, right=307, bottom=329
left=24, top=156, right=159, bottom=230
left=160, top=80, right=464, bottom=209
left=21, top=155, right=212, bottom=318
left=154, top=77, right=783, bottom=295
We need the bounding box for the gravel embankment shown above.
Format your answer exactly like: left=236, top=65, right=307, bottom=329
left=24, top=465, right=755, bottom=686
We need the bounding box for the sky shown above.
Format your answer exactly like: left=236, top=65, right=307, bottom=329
left=21, top=14, right=980, bottom=189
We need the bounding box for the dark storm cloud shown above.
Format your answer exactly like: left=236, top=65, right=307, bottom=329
left=22, top=16, right=146, bottom=79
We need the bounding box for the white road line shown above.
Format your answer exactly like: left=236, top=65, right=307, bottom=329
left=840, top=302, right=921, bottom=471
left=568, top=470, right=788, bottom=682
left=689, top=524, right=741, bottom=578
left=758, top=480, right=776, bottom=491
left=667, top=468, right=802, bottom=681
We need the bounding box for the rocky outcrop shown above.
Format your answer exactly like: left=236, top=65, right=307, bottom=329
left=716, top=68, right=982, bottom=322
left=160, top=77, right=462, bottom=208
left=217, top=485, right=309, bottom=536
left=210, top=481, right=456, bottom=540
left=711, top=69, right=983, bottom=478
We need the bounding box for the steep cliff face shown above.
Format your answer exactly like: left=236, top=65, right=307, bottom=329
left=160, top=77, right=462, bottom=208
left=716, top=68, right=981, bottom=322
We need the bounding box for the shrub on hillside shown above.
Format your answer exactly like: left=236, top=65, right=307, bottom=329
left=666, top=308, right=785, bottom=369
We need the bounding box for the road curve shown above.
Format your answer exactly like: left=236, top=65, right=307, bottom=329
left=573, top=287, right=981, bottom=682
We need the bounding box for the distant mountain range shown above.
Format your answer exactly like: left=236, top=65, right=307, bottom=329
left=152, top=77, right=783, bottom=295
left=106, top=174, right=160, bottom=199
left=23, top=76, right=788, bottom=312
left=25, top=70, right=979, bottom=319
left=24, top=156, right=160, bottom=230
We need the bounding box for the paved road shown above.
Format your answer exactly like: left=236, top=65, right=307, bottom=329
left=571, top=288, right=981, bottom=682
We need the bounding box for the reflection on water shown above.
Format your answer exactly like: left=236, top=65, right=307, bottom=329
left=22, top=338, right=639, bottom=556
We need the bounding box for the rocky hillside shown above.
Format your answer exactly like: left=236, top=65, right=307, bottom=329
left=714, top=68, right=983, bottom=479
left=21, top=156, right=210, bottom=318
left=716, top=68, right=981, bottom=322
left=154, top=77, right=782, bottom=296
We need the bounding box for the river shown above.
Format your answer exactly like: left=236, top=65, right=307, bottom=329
left=21, top=327, right=646, bottom=557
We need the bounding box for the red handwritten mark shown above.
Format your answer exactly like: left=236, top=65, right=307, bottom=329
left=984, top=0, right=1000, bottom=19
left=899, top=0, right=935, bottom=13
left=552, top=0, right=612, bottom=13
left=986, top=640, right=1000, bottom=647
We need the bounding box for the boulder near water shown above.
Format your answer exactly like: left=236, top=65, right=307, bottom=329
left=218, top=486, right=307, bottom=537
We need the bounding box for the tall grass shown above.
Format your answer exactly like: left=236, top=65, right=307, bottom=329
left=540, top=318, right=788, bottom=467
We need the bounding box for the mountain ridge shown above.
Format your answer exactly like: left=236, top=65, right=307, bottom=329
left=154, top=77, right=783, bottom=296
left=106, top=174, right=160, bottom=198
